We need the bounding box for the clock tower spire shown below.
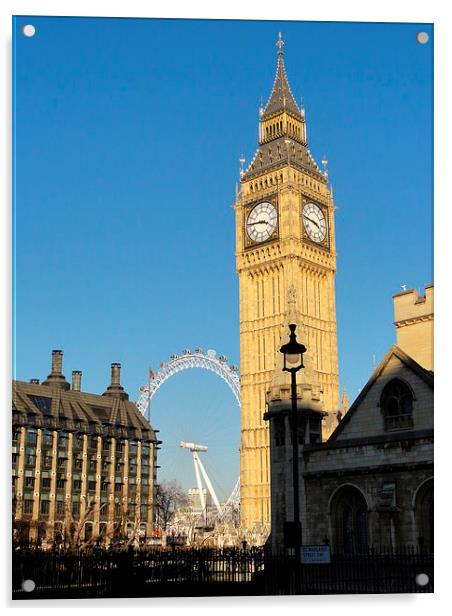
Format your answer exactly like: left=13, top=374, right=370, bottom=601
left=235, top=34, right=340, bottom=534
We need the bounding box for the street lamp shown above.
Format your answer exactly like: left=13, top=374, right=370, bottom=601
left=280, top=323, right=307, bottom=564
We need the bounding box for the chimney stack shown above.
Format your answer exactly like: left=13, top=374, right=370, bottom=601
left=51, top=350, right=63, bottom=374
left=72, top=370, right=82, bottom=392
left=111, top=363, right=121, bottom=386
left=42, top=349, right=70, bottom=391
left=102, top=362, right=128, bottom=400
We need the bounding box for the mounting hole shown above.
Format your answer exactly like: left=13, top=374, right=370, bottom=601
left=22, top=579, right=36, bottom=592
left=415, top=573, right=429, bottom=586
left=22, top=24, right=36, bottom=37
left=416, top=32, right=429, bottom=45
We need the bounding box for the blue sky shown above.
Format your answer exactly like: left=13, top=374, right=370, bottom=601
left=13, top=17, right=433, bottom=497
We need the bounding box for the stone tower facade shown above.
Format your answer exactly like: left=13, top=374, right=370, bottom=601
left=235, top=34, right=339, bottom=531
left=393, top=284, right=433, bottom=371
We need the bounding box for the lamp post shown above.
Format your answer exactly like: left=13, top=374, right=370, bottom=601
left=280, top=323, right=307, bottom=565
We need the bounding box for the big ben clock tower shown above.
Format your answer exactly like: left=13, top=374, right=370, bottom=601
left=235, top=34, right=339, bottom=531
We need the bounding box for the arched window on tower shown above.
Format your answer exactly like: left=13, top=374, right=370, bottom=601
left=380, top=379, right=414, bottom=431
left=330, top=486, right=369, bottom=554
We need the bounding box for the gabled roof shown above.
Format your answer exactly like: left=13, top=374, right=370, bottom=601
left=261, top=39, right=303, bottom=121
left=328, top=345, right=434, bottom=443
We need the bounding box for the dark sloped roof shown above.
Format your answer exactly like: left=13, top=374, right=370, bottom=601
left=12, top=380, right=157, bottom=443
left=242, top=136, right=325, bottom=181
left=261, top=48, right=302, bottom=121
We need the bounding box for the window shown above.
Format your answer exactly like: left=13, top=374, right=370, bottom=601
left=42, top=455, right=52, bottom=468
left=56, top=478, right=66, bottom=489
left=26, top=430, right=37, bottom=446
left=40, top=499, right=50, bottom=514
left=42, top=430, right=53, bottom=446
left=74, top=458, right=83, bottom=470
left=73, top=480, right=82, bottom=491
left=274, top=417, right=285, bottom=447
left=380, top=379, right=414, bottom=431
left=28, top=395, right=52, bottom=414
left=25, top=476, right=35, bottom=488
left=41, top=478, right=51, bottom=489
left=24, top=499, right=33, bottom=514
left=88, top=481, right=96, bottom=491
left=72, top=502, right=80, bottom=515
left=74, top=436, right=84, bottom=450
left=56, top=501, right=64, bottom=514
left=25, top=454, right=36, bottom=466
left=288, top=418, right=304, bottom=445
left=415, top=479, right=433, bottom=553
left=331, top=486, right=369, bottom=554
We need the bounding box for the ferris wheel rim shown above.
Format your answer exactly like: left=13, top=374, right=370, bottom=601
left=135, top=349, right=240, bottom=416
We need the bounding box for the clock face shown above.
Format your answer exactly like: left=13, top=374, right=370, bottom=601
left=246, top=201, right=278, bottom=243
left=302, top=202, right=327, bottom=243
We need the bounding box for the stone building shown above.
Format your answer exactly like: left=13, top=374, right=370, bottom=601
left=393, top=283, right=433, bottom=371
left=12, top=350, right=160, bottom=548
left=266, top=284, right=433, bottom=554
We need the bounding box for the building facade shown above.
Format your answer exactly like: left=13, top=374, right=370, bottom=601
left=235, top=34, right=339, bottom=531
left=12, top=350, right=160, bottom=548
left=266, top=285, right=433, bottom=554
left=393, top=283, right=433, bottom=371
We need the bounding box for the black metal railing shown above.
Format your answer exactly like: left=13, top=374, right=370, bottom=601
left=12, top=545, right=433, bottom=599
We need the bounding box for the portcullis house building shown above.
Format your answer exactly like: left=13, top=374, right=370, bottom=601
left=12, top=350, right=160, bottom=548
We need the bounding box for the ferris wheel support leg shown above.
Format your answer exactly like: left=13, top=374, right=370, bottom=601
left=196, top=455, right=222, bottom=515
left=193, top=452, right=206, bottom=514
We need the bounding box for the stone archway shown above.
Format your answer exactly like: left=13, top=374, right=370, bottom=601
left=330, top=485, right=369, bottom=554
left=414, top=478, right=433, bottom=552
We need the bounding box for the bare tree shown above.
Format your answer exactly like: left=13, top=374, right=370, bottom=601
left=61, top=497, right=104, bottom=550
left=155, top=480, right=188, bottom=535
left=108, top=507, right=142, bottom=548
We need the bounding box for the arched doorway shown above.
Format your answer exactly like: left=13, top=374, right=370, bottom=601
left=414, top=478, right=433, bottom=552
left=330, top=485, right=369, bottom=554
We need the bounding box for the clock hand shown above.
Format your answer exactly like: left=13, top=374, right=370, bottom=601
left=303, top=215, right=320, bottom=229
left=248, top=220, right=269, bottom=226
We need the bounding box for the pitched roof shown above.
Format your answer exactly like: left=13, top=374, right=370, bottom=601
left=241, top=35, right=326, bottom=182
left=328, top=345, right=434, bottom=443
left=12, top=379, right=158, bottom=443
left=241, top=135, right=325, bottom=181
left=261, top=35, right=303, bottom=121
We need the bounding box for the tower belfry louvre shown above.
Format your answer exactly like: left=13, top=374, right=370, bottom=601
left=235, top=34, right=339, bottom=531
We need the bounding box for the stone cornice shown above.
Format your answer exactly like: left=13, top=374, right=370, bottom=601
left=394, top=314, right=433, bottom=328
left=303, top=460, right=433, bottom=480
